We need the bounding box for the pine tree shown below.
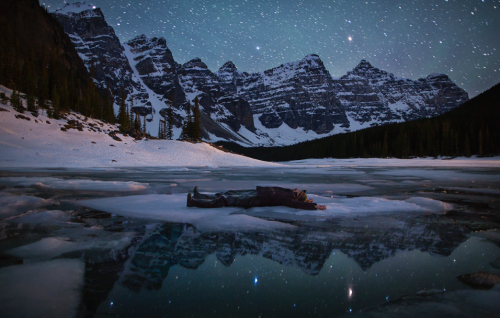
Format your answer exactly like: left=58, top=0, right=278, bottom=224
left=192, top=96, right=202, bottom=141
left=165, top=91, right=175, bottom=140
left=166, top=106, right=174, bottom=140
left=134, top=112, right=141, bottom=131
left=181, top=101, right=193, bottom=140
left=464, top=134, right=471, bottom=157
left=158, top=119, right=166, bottom=139
left=129, top=104, right=135, bottom=131
left=51, top=86, right=60, bottom=119
left=142, top=115, right=147, bottom=134
left=11, top=89, right=24, bottom=113
left=117, top=87, right=128, bottom=131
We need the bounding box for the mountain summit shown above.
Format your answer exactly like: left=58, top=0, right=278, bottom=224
left=52, top=8, right=468, bottom=146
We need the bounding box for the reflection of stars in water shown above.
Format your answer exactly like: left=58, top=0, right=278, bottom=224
left=348, top=287, right=353, bottom=298
left=254, top=277, right=258, bottom=284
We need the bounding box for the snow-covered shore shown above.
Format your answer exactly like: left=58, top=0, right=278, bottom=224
left=1, top=85, right=499, bottom=169
left=0, top=86, right=277, bottom=168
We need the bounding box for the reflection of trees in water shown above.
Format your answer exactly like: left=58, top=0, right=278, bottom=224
left=120, top=220, right=470, bottom=292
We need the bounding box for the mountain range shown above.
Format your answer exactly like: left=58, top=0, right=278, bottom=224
left=53, top=2, right=469, bottom=147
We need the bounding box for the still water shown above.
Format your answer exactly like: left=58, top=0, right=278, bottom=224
left=0, top=165, right=499, bottom=317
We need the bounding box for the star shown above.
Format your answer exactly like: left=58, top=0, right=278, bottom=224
left=44, top=0, right=500, bottom=97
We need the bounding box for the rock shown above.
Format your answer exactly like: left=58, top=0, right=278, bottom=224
left=53, top=3, right=151, bottom=112
left=490, top=258, right=500, bottom=269
left=46, top=121, right=50, bottom=124
left=0, top=107, right=9, bottom=112
left=15, top=114, right=30, bottom=121
left=457, top=271, right=500, bottom=289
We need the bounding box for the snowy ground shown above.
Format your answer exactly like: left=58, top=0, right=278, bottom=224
left=0, top=85, right=276, bottom=168
left=2, top=85, right=500, bottom=169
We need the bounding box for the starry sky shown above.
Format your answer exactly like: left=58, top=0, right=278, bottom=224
left=44, top=0, right=499, bottom=97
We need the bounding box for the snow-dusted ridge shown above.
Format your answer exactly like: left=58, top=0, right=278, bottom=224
left=50, top=3, right=468, bottom=147
left=54, top=2, right=101, bottom=17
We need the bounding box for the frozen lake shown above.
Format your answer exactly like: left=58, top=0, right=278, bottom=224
left=1, top=164, right=499, bottom=317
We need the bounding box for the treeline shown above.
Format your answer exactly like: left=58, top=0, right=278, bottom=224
left=218, top=82, right=500, bottom=161
left=0, top=1, right=114, bottom=122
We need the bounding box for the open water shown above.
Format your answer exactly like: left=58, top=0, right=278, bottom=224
left=0, top=164, right=499, bottom=317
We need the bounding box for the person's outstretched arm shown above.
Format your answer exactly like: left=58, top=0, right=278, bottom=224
left=284, top=200, right=326, bottom=210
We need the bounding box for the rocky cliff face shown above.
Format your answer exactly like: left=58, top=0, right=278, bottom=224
left=125, top=35, right=256, bottom=139
left=218, top=54, right=347, bottom=134
left=334, top=60, right=469, bottom=131
left=53, top=2, right=151, bottom=112
left=217, top=57, right=468, bottom=136
left=52, top=3, right=468, bottom=146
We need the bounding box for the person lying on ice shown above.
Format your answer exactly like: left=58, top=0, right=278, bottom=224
left=187, top=186, right=327, bottom=210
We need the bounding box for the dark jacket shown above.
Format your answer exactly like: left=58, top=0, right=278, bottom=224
left=256, top=186, right=317, bottom=210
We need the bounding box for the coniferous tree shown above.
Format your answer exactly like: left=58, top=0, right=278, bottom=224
left=117, top=87, right=128, bottom=131
left=165, top=91, right=175, bottom=140
left=134, top=112, right=141, bottom=131
left=192, top=96, right=202, bottom=141
left=464, top=134, right=471, bottom=157
left=51, top=86, right=60, bottom=119
left=181, top=101, right=193, bottom=140
left=126, top=97, right=134, bottom=130
left=11, top=89, right=23, bottom=113
left=166, top=106, right=174, bottom=140
left=37, top=54, right=49, bottom=110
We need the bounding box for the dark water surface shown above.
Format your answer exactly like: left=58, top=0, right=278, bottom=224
left=0, top=165, right=499, bottom=317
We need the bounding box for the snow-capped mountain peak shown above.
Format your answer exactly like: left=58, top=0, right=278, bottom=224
left=343, top=59, right=396, bottom=81
left=52, top=6, right=468, bottom=147
left=55, top=2, right=102, bottom=17
left=182, top=58, right=209, bottom=71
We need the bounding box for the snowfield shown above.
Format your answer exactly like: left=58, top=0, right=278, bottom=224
left=0, top=86, right=277, bottom=168
left=1, top=85, right=500, bottom=169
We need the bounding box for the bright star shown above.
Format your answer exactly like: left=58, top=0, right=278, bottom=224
left=256, top=46, right=260, bottom=50
left=348, top=36, right=353, bottom=42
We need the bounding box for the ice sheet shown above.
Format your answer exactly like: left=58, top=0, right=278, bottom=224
left=6, top=231, right=137, bottom=261
left=250, top=195, right=452, bottom=217
left=372, top=169, right=500, bottom=182
left=0, top=194, right=51, bottom=219
left=78, top=194, right=296, bottom=232
left=286, top=157, right=500, bottom=168
left=0, top=177, right=148, bottom=191
left=78, top=193, right=451, bottom=232
left=0, top=259, right=84, bottom=318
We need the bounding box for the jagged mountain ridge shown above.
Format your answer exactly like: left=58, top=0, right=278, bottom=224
left=52, top=2, right=469, bottom=146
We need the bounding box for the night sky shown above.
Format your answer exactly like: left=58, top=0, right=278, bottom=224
left=44, top=0, right=499, bottom=97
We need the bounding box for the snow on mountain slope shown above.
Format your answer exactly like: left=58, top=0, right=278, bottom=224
left=50, top=3, right=468, bottom=147
left=53, top=2, right=159, bottom=129
left=0, top=86, right=277, bottom=168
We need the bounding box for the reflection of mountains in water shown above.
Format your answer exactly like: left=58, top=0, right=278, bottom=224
left=121, top=221, right=469, bottom=292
